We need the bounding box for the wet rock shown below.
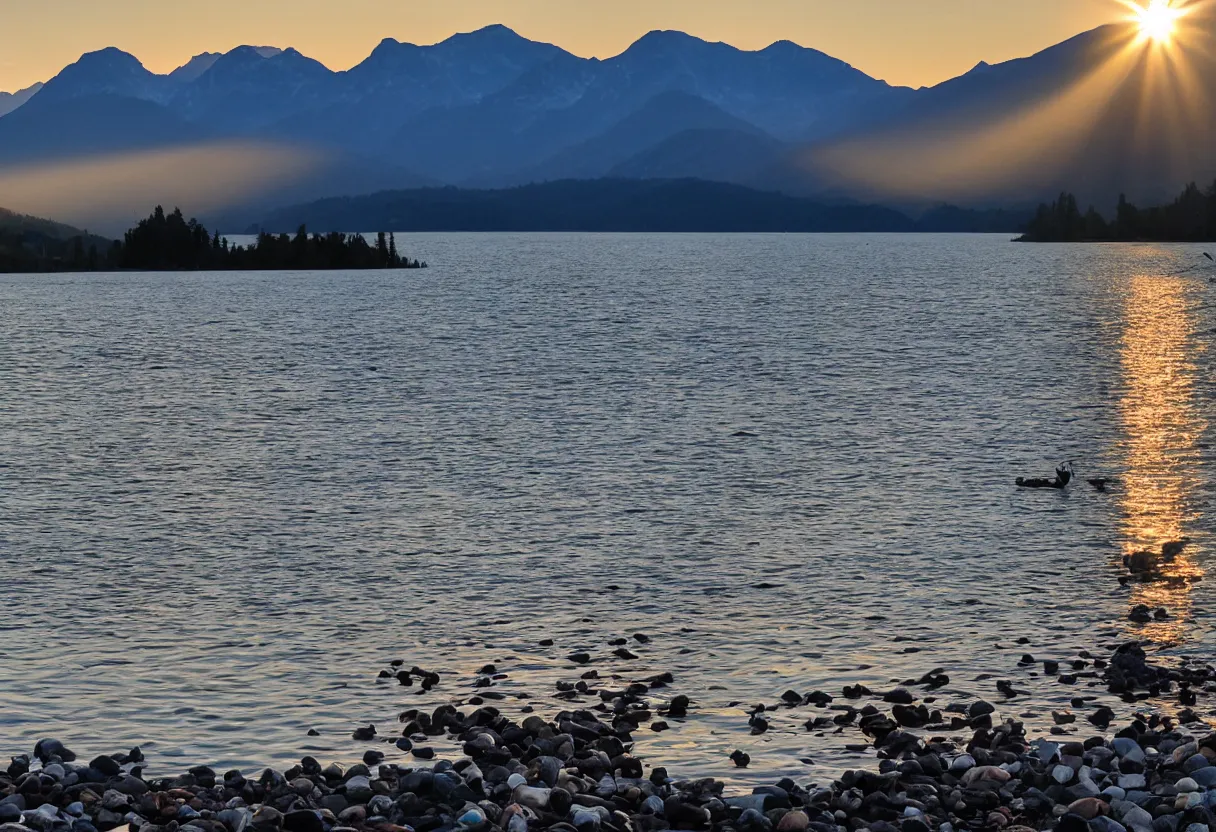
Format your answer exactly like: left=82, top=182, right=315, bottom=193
left=281, top=812, right=321, bottom=832
left=110, top=775, right=148, bottom=797
left=1191, top=767, right=1216, bottom=788
left=949, top=755, right=976, bottom=773
left=513, top=786, right=550, bottom=811
left=88, top=757, right=121, bottom=778
left=777, top=811, right=809, bottom=832
left=962, top=766, right=1012, bottom=785
left=1053, top=765, right=1076, bottom=784
left=33, top=741, right=75, bottom=764
left=1183, top=754, right=1210, bottom=773
left=1057, top=814, right=1091, bottom=832
left=457, top=807, right=486, bottom=828
left=1068, top=799, right=1108, bottom=820
left=1113, top=738, right=1147, bottom=764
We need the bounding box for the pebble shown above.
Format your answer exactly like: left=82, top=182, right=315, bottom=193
left=1118, top=774, right=1148, bottom=790
left=1183, top=754, right=1210, bottom=773
left=1121, top=806, right=1154, bottom=831
left=1067, top=799, right=1107, bottom=820
left=949, top=754, right=976, bottom=772
left=513, top=786, right=551, bottom=810
left=1113, top=738, right=1147, bottom=764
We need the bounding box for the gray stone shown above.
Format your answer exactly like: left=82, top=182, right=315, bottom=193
left=1054, top=765, right=1076, bottom=784
left=110, top=776, right=148, bottom=797
left=513, top=786, right=550, bottom=811
left=1118, top=775, right=1147, bottom=790
left=950, top=755, right=976, bottom=773
left=366, top=797, right=393, bottom=818
left=537, top=757, right=562, bottom=788
left=1184, top=755, right=1211, bottom=773
left=218, top=808, right=251, bottom=832
left=1112, top=739, right=1147, bottom=765
left=1121, top=806, right=1154, bottom=832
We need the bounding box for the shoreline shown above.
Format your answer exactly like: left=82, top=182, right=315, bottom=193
left=5, top=643, right=1216, bottom=832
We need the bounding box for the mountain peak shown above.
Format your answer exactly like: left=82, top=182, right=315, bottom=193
left=75, top=47, right=147, bottom=70
left=223, top=45, right=284, bottom=60
left=169, top=52, right=222, bottom=83
left=38, top=47, right=166, bottom=103
left=438, top=24, right=529, bottom=48
left=631, top=29, right=710, bottom=47
left=0, top=81, right=44, bottom=118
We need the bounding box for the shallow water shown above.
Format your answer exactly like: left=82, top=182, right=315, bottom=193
left=1, top=233, right=1214, bottom=786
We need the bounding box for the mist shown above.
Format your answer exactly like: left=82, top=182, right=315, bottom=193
left=0, top=141, right=323, bottom=236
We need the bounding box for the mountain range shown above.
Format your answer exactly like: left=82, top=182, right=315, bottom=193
left=0, top=83, right=43, bottom=118
left=2, top=17, right=1214, bottom=230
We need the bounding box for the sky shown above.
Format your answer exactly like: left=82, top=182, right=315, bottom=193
left=0, top=0, right=1127, bottom=93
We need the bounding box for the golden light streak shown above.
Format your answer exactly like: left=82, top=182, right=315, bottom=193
left=1116, top=269, right=1208, bottom=646
left=0, top=142, right=323, bottom=235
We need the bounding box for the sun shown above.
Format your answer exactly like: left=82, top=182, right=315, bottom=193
left=1135, top=0, right=1182, bottom=43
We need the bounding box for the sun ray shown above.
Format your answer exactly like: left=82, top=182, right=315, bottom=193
left=1119, top=0, right=1186, bottom=44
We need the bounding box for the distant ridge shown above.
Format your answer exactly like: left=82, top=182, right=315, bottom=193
left=0, top=82, right=43, bottom=118
left=244, top=178, right=1026, bottom=234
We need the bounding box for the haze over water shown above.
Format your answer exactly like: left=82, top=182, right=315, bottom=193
left=1, top=233, right=1213, bottom=785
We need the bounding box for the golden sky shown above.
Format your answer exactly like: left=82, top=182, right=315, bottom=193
left=0, top=0, right=1123, bottom=93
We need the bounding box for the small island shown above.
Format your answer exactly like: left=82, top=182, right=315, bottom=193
left=0, top=206, right=426, bottom=273
left=1017, top=181, right=1216, bottom=242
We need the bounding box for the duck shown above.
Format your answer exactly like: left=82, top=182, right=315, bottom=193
left=1162, top=539, right=1191, bottom=561
left=1016, top=462, right=1073, bottom=490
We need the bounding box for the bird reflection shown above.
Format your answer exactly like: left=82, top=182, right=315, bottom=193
left=1116, top=270, right=1207, bottom=644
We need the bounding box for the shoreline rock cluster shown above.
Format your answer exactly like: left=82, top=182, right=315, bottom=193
left=5, top=640, right=1216, bottom=832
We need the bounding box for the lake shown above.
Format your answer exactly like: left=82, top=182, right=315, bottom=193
left=1, top=233, right=1213, bottom=785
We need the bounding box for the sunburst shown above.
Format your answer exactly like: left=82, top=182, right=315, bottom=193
left=1132, top=0, right=1185, bottom=44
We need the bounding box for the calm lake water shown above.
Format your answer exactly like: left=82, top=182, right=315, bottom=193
left=1, top=233, right=1214, bottom=785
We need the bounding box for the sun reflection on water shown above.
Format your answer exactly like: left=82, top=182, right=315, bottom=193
left=1117, top=270, right=1208, bottom=645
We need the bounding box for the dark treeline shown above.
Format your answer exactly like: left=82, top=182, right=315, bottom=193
left=1018, top=182, right=1216, bottom=242
left=0, top=206, right=426, bottom=273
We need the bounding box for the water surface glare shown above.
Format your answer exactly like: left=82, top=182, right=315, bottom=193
left=1, top=233, right=1214, bottom=785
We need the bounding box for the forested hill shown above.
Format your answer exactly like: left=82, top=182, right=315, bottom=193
left=1018, top=182, right=1216, bottom=242
left=0, top=206, right=425, bottom=272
